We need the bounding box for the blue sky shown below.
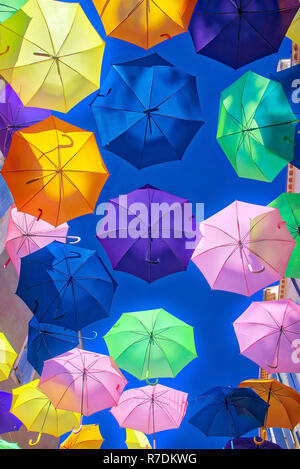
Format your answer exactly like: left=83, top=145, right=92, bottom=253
left=55, top=0, right=290, bottom=449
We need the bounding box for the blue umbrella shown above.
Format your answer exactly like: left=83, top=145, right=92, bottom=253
left=0, top=391, right=22, bottom=434
left=16, top=241, right=118, bottom=331
left=189, top=386, right=269, bottom=443
left=224, top=437, right=281, bottom=449
left=91, top=53, right=204, bottom=169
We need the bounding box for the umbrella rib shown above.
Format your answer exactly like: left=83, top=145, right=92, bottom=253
left=35, top=0, right=56, bottom=56
left=103, top=0, right=145, bottom=39
left=70, top=278, right=112, bottom=319
left=56, top=4, right=80, bottom=57
left=113, top=66, right=147, bottom=111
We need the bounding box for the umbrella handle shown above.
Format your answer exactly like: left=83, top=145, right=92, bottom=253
left=58, top=135, right=73, bottom=149
left=3, top=258, right=11, bottom=269
left=145, top=257, right=160, bottom=265
left=0, top=45, right=9, bottom=56
left=254, top=429, right=267, bottom=446
left=247, top=263, right=265, bottom=274
left=160, top=33, right=172, bottom=40
left=66, top=235, right=81, bottom=244
left=73, top=416, right=83, bottom=434
left=82, top=330, right=98, bottom=340
left=146, top=371, right=159, bottom=386
left=29, top=432, right=42, bottom=446
left=36, top=208, right=43, bottom=221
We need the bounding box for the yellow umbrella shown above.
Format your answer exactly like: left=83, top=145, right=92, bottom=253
left=125, top=429, right=152, bottom=449
left=11, top=380, right=80, bottom=446
left=60, top=424, right=104, bottom=449
left=0, top=332, right=17, bottom=381
left=0, top=0, right=105, bottom=112
left=286, top=2, right=300, bottom=45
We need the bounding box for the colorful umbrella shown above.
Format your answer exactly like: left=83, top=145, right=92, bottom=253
left=0, top=84, right=51, bottom=157
left=0, top=391, right=22, bottom=434
left=1, top=116, right=110, bottom=226
left=234, top=300, right=300, bottom=373
left=0, top=0, right=105, bottom=112
left=93, top=0, right=197, bottom=49
left=0, top=152, right=13, bottom=219
left=0, top=332, right=17, bottom=381
left=110, top=384, right=188, bottom=449
left=125, top=429, right=152, bottom=450
left=268, top=193, right=300, bottom=277
left=60, top=424, right=103, bottom=449
left=0, top=439, right=20, bottom=449
left=224, top=437, right=281, bottom=449
left=10, top=379, right=81, bottom=446
left=0, top=1, right=28, bottom=23
left=16, top=241, right=118, bottom=331
left=97, top=184, right=198, bottom=283
left=39, top=349, right=128, bottom=431
left=191, top=201, right=296, bottom=296
left=189, top=0, right=299, bottom=69
left=0, top=207, right=10, bottom=255
left=104, top=308, right=197, bottom=383
left=91, top=54, right=204, bottom=169
left=217, top=71, right=298, bottom=182
left=287, top=3, right=300, bottom=44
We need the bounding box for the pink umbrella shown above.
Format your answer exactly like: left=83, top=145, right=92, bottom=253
left=234, top=300, right=300, bottom=373
left=191, top=201, right=296, bottom=296
left=110, top=384, right=188, bottom=449
left=38, top=348, right=127, bottom=432
left=4, top=204, right=80, bottom=273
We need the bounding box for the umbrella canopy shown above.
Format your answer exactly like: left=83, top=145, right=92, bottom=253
left=0, top=1, right=28, bottom=23
left=224, top=437, right=281, bottom=449
left=189, top=386, right=269, bottom=438
left=287, top=3, right=300, bottom=44
left=189, top=0, right=299, bottom=69
left=93, top=0, right=197, bottom=49
left=125, top=429, right=152, bottom=450
left=217, top=71, right=298, bottom=182
left=239, top=379, right=300, bottom=430
left=97, top=184, right=198, bottom=283
left=1, top=116, right=109, bottom=226
left=110, top=384, right=188, bottom=449
left=0, top=439, right=20, bottom=449
left=0, top=332, right=17, bottom=381
left=191, top=201, right=296, bottom=296
left=60, top=424, right=103, bottom=449
left=0, top=391, right=22, bottom=434
left=16, top=241, right=118, bottom=331
left=0, top=84, right=50, bottom=157
left=27, top=317, right=79, bottom=375
left=268, top=193, right=300, bottom=277
left=104, top=308, right=197, bottom=382
left=234, top=300, right=300, bottom=373
left=5, top=204, right=70, bottom=274
left=91, top=54, right=204, bottom=169
left=0, top=0, right=105, bottom=112
left=11, top=379, right=81, bottom=446
left=0, top=152, right=13, bottom=219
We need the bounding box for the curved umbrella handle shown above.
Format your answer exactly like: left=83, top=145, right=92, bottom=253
left=253, top=428, right=267, bottom=446
left=3, top=258, right=11, bottom=269
left=0, top=45, right=9, bottom=56
left=58, top=134, right=73, bottom=149
left=36, top=208, right=43, bottom=222
left=29, top=432, right=42, bottom=446
left=66, top=236, right=81, bottom=244
left=160, top=33, right=172, bottom=40
left=145, top=257, right=160, bottom=265
left=146, top=371, right=158, bottom=386
left=247, top=263, right=265, bottom=274
left=72, top=416, right=83, bottom=434
left=277, top=221, right=287, bottom=229
left=82, top=331, right=98, bottom=340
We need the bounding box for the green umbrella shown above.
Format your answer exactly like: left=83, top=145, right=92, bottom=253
left=0, top=438, right=20, bottom=449
left=104, top=309, right=197, bottom=385
left=268, top=193, right=300, bottom=278
left=217, top=71, right=298, bottom=183
left=0, top=1, right=27, bottom=23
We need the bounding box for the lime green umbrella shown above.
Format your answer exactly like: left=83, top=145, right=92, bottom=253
left=0, top=1, right=27, bottom=23
left=217, top=71, right=298, bottom=182
left=268, top=193, right=300, bottom=278
left=0, top=438, right=20, bottom=449
left=104, top=309, right=197, bottom=384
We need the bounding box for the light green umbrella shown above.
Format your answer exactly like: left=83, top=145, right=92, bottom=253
left=0, top=1, right=27, bottom=23
left=0, top=438, right=20, bottom=449
left=104, top=309, right=197, bottom=385
left=217, top=71, right=298, bottom=182
left=268, top=193, right=300, bottom=278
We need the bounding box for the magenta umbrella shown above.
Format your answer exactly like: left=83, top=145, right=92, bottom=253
left=110, top=384, right=188, bottom=449
left=234, top=300, right=300, bottom=373
left=38, top=348, right=128, bottom=432
left=191, top=201, right=296, bottom=296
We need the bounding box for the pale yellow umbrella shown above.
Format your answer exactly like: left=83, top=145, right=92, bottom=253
left=126, top=429, right=152, bottom=449
left=0, top=332, right=17, bottom=381
left=60, top=424, right=104, bottom=449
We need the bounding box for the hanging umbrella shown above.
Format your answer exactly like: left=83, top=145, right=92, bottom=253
left=0, top=152, right=13, bottom=219
left=0, top=439, right=20, bottom=449
left=268, top=193, right=300, bottom=277
left=234, top=300, right=300, bottom=373
left=39, top=349, right=128, bottom=432
left=91, top=53, right=204, bottom=169
left=110, top=384, right=188, bottom=449
left=93, top=0, right=197, bottom=49
left=104, top=308, right=197, bottom=383
left=10, top=379, right=81, bottom=446
left=0, top=84, right=51, bottom=157
left=1, top=116, right=110, bottom=226
left=0, top=1, right=28, bottom=23
left=217, top=71, right=298, bottom=182
left=0, top=0, right=105, bottom=113
left=60, top=424, right=103, bottom=449
left=16, top=241, right=118, bottom=331
left=97, top=184, right=198, bottom=283
left=0, top=207, right=10, bottom=255
left=287, top=3, right=300, bottom=45
left=191, top=201, right=296, bottom=296
left=189, top=0, right=299, bottom=69
left=224, top=437, right=281, bottom=449
left=125, top=429, right=152, bottom=450
left=0, top=391, right=22, bottom=434
left=0, top=332, right=17, bottom=381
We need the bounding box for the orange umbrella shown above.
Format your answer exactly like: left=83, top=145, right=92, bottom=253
left=1, top=116, right=109, bottom=226
left=93, top=0, right=197, bottom=49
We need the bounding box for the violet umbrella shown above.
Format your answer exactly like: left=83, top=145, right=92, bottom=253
left=224, top=437, right=281, bottom=449
left=189, top=0, right=299, bottom=69
left=110, top=384, right=188, bottom=449
left=191, top=201, right=296, bottom=296
left=0, top=391, right=22, bottom=434
left=234, top=300, right=300, bottom=373
left=97, top=184, right=198, bottom=283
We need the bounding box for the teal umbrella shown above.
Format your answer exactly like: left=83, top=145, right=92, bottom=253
left=0, top=1, right=27, bottom=23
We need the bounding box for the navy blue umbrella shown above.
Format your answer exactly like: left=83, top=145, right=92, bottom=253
left=224, top=437, right=282, bottom=449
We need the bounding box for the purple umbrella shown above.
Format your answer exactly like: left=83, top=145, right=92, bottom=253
left=0, top=391, right=22, bottom=433
left=0, top=84, right=50, bottom=156
left=224, top=437, right=282, bottom=449
left=189, top=0, right=299, bottom=69
left=97, top=184, right=199, bottom=283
